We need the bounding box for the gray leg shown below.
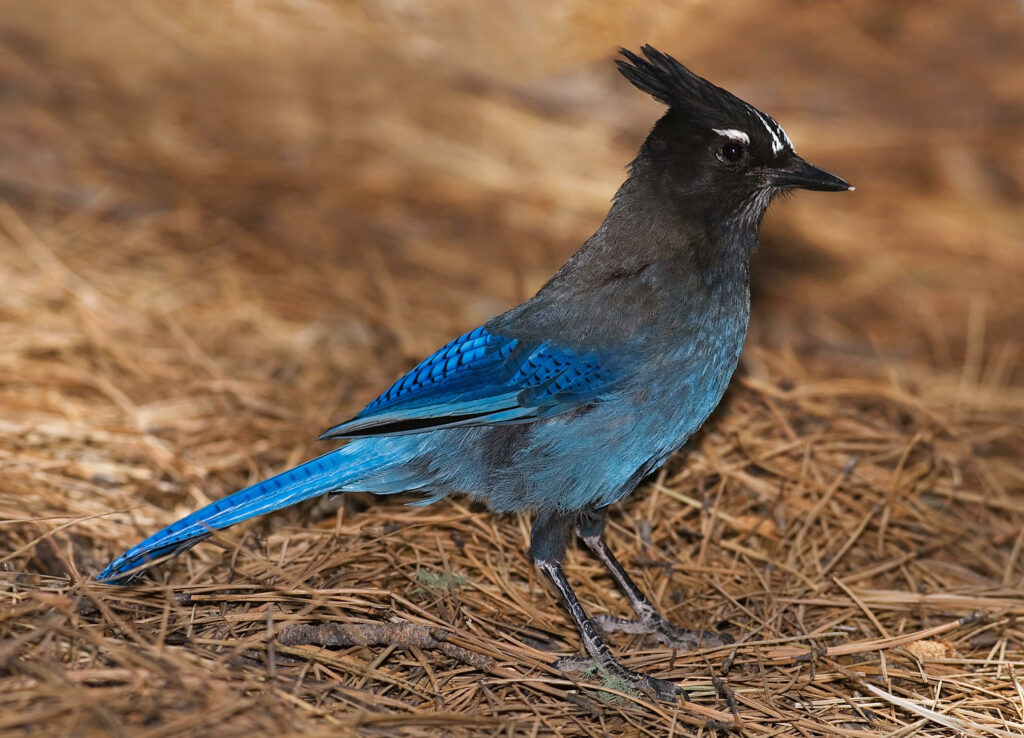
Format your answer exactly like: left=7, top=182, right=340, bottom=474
left=535, top=558, right=684, bottom=701
left=577, top=507, right=732, bottom=650
left=531, top=509, right=684, bottom=701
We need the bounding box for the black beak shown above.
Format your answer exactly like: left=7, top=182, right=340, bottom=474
left=770, top=155, right=852, bottom=192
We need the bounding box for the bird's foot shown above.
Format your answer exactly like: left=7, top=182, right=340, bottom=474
left=593, top=614, right=733, bottom=650
left=554, top=654, right=686, bottom=702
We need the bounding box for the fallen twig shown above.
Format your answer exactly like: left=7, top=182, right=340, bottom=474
left=278, top=621, right=495, bottom=671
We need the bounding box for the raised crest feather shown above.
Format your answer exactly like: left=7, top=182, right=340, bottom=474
left=617, top=45, right=744, bottom=115
left=616, top=45, right=792, bottom=155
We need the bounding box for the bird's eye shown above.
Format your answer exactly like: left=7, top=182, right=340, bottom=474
left=720, top=142, right=745, bottom=163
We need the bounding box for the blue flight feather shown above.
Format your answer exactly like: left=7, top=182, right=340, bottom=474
left=319, top=327, right=617, bottom=438
left=98, top=327, right=622, bottom=582
left=97, top=438, right=422, bottom=583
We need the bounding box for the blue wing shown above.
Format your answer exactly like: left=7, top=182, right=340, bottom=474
left=320, top=326, right=619, bottom=438
left=97, top=326, right=620, bottom=583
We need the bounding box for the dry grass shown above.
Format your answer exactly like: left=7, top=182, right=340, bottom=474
left=1, top=1, right=1023, bottom=736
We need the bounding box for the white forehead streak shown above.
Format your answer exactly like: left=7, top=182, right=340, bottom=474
left=757, top=110, right=786, bottom=153
left=754, top=110, right=784, bottom=154
left=777, top=121, right=793, bottom=150
left=712, top=128, right=750, bottom=145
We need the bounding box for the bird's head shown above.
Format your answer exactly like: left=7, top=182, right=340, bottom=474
left=616, top=45, right=851, bottom=233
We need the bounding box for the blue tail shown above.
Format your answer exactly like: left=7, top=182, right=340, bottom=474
left=97, top=439, right=421, bottom=583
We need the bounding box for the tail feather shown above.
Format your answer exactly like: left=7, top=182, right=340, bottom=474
left=97, top=440, right=416, bottom=583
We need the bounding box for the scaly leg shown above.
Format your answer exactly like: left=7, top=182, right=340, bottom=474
left=577, top=507, right=732, bottom=650
left=531, top=509, right=684, bottom=701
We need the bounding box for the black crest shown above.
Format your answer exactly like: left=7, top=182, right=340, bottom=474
left=616, top=45, right=765, bottom=130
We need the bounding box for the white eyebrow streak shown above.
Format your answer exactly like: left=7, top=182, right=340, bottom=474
left=712, top=128, right=750, bottom=145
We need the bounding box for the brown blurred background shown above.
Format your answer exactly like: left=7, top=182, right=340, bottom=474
left=3, top=1, right=1021, bottom=378
left=1, top=1, right=1023, bottom=735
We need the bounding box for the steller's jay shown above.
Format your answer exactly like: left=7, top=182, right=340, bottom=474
left=99, top=45, right=851, bottom=700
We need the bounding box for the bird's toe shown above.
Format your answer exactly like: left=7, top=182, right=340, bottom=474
left=654, top=623, right=733, bottom=650
left=593, top=614, right=732, bottom=651
left=554, top=654, right=687, bottom=702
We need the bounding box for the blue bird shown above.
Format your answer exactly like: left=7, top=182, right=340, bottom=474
left=99, top=45, right=851, bottom=699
